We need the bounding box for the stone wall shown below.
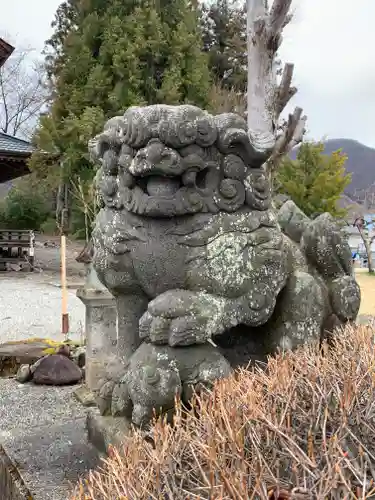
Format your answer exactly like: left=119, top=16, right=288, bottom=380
left=0, top=444, right=32, bottom=500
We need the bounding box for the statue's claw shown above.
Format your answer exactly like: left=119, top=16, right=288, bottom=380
left=139, top=289, right=224, bottom=346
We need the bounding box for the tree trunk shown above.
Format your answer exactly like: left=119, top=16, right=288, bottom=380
left=246, top=0, right=306, bottom=170
left=246, top=0, right=279, bottom=157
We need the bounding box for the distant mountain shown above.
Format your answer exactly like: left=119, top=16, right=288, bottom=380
left=290, top=138, right=375, bottom=210
left=321, top=139, right=375, bottom=198
left=337, top=193, right=365, bottom=220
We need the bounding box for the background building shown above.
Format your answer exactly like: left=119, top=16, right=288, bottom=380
left=0, top=38, right=33, bottom=186
left=0, top=37, right=14, bottom=68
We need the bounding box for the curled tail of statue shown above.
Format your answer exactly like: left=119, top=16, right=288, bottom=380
left=276, top=199, right=360, bottom=335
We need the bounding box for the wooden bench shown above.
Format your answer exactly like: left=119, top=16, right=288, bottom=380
left=0, top=230, right=35, bottom=270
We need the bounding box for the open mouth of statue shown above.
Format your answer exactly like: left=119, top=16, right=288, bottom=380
left=136, top=175, right=184, bottom=198
left=118, top=168, right=216, bottom=217
left=116, top=142, right=247, bottom=216
left=128, top=165, right=212, bottom=199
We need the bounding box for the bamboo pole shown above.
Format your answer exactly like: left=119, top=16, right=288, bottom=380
left=61, top=232, right=69, bottom=337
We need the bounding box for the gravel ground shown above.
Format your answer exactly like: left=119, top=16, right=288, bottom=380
left=0, top=237, right=97, bottom=499
left=0, top=274, right=85, bottom=343
left=0, top=235, right=87, bottom=343
left=0, top=378, right=100, bottom=499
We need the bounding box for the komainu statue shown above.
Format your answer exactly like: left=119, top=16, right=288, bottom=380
left=89, top=104, right=360, bottom=427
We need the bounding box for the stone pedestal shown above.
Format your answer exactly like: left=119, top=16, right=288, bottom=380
left=86, top=411, right=132, bottom=455
left=76, top=284, right=117, bottom=393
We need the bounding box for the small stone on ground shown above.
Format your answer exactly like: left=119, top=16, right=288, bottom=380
left=32, top=354, right=83, bottom=385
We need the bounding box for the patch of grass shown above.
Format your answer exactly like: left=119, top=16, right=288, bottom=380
left=71, top=324, right=375, bottom=499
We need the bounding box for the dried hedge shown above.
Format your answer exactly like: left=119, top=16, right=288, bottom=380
left=72, top=325, right=375, bottom=499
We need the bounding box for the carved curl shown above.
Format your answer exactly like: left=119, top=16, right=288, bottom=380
left=89, top=105, right=273, bottom=217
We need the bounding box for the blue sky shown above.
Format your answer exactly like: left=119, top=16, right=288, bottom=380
left=2, top=0, right=374, bottom=147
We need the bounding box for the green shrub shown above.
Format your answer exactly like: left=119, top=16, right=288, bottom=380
left=40, top=217, right=59, bottom=235
left=0, top=200, right=6, bottom=226
left=0, top=188, right=50, bottom=230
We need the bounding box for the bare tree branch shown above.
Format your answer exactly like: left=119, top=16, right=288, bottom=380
left=275, top=63, right=297, bottom=119
left=270, top=106, right=307, bottom=170
left=288, top=111, right=307, bottom=150
left=0, top=45, right=48, bottom=139
left=269, top=0, right=293, bottom=36
left=353, top=219, right=375, bottom=273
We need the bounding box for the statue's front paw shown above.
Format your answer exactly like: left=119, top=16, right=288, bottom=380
left=139, top=290, right=224, bottom=346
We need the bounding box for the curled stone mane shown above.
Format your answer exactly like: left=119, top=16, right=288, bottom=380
left=89, top=105, right=272, bottom=217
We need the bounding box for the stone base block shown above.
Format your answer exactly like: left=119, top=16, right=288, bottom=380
left=73, top=384, right=97, bottom=407
left=86, top=411, right=132, bottom=455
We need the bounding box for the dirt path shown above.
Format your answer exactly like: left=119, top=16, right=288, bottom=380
left=355, top=271, right=375, bottom=317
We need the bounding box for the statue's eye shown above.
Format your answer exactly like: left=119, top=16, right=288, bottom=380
left=137, top=151, right=146, bottom=160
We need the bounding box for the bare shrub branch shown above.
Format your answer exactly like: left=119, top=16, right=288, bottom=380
left=71, top=324, right=375, bottom=499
